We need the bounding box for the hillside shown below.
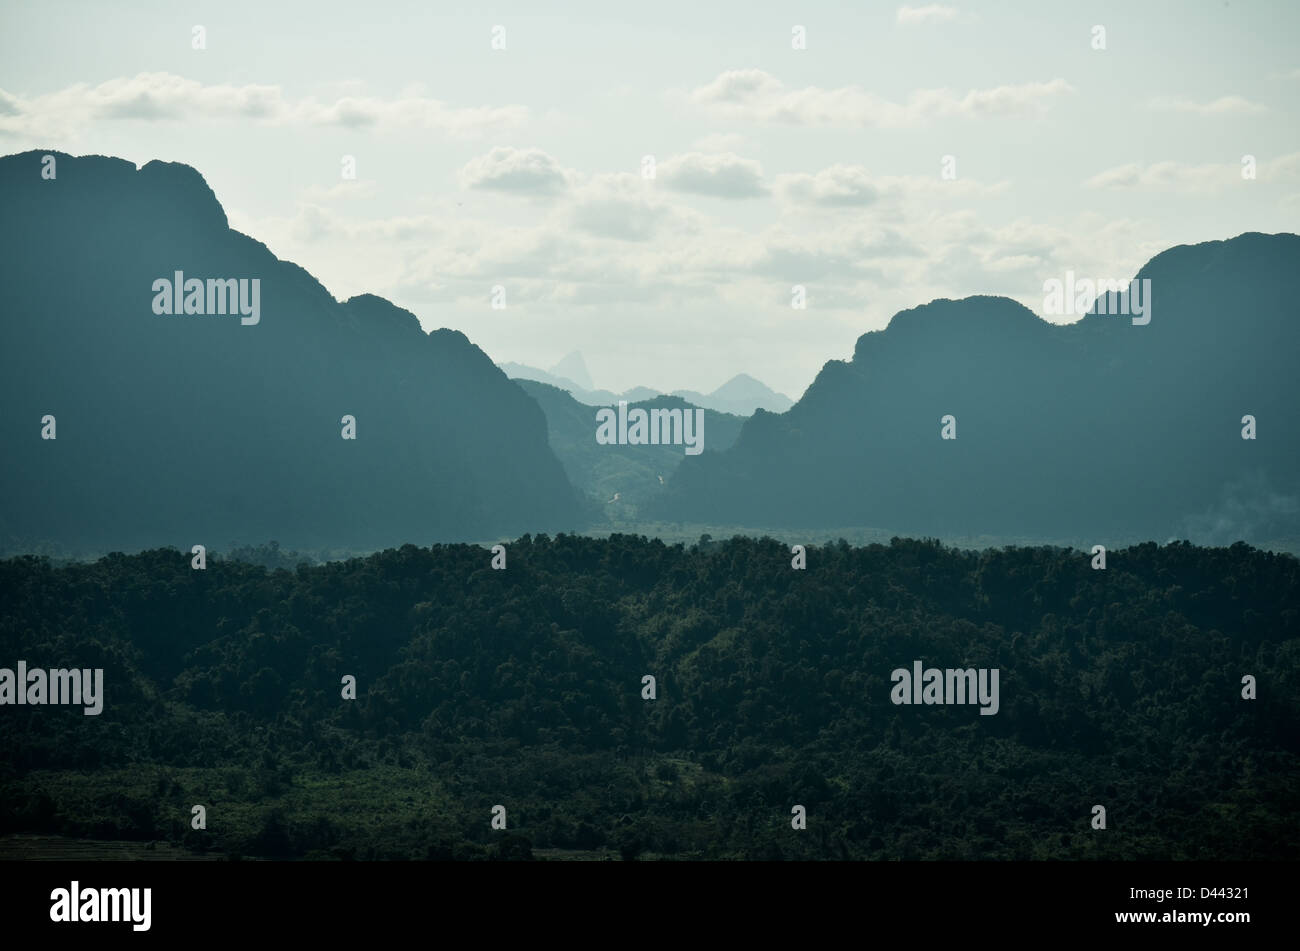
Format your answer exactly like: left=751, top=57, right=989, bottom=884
left=515, top=379, right=745, bottom=516
left=1, top=536, right=1295, bottom=860
left=652, top=234, right=1300, bottom=547
left=0, top=151, right=581, bottom=553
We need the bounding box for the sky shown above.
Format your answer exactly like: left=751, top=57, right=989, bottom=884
left=2, top=0, right=1297, bottom=399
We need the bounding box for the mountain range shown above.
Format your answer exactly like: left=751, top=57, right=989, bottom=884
left=499, top=358, right=794, bottom=417
left=1, top=149, right=1296, bottom=554
left=514, top=379, right=744, bottom=516
left=650, top=232, right=1300, bottom=547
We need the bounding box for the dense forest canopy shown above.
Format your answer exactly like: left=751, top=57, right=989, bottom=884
left=1, top=535, right=1295, bottom=860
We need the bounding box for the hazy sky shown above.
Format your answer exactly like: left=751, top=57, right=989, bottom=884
left=2, top=0, right=1297, bottom=398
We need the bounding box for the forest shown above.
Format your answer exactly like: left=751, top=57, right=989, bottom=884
left=0, top=535, right=1296, bottom=860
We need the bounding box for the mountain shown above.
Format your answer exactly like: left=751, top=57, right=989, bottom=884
left=497, top=361, right=630, bottom=405
left=671, top=373, right=794, bottom=416
left=498, top=364, right=791, bottom=417
left=497, top=360, right=629, bottom=406
left=651, top=233, right=1300, bottom=547
left=620, top=385, right=662, bottom=403
left=0, top=150, right=581, bottom=553
left=515, top=379, right=744, bottom=516
left=498, top=361, right=592, bottom=394
left=550, top=350, right=594, bottom=391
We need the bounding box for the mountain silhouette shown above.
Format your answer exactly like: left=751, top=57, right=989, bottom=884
left=671, top=373, right=794, bottom=416
left=0, top=150, right=580, bottom=553
left=549, top=350, right=594, bottom=391
left=499, top=363, right=792, bottom=416
left=650, top=233, right=1300, bottom=547
left=497, top=361, right=595, bottom=396
left=514, top=378, right=744, bottom=515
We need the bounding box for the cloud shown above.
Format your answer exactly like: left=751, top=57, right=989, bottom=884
left=1084, top=161, right=1236, bottom=191
left=290, top=204, right=334, bottom=243
left=65, top=73, right=280, bottom=121
left=226, top=151, right=1143, bottom=338
left=459, top=147, right=572, bottom=196
left=295, top=96, right=526, bottom=133
left=775, top=164, right=1008, bottom=207
left=749, top=226, right=923, bottom=283
left=1261, top=151, right=1300, bottom=182
left=0, top=73, right=526, bottom=138
left=659, top=152, right=768, bottom=198
left=1148, top=95, right=1267, bottom=116
left=776, top=165, right=879, bottom=206
left=567, top=173, right=693, bottom=242
left=1083, top=153, right=1300, bottom=191
left=692, top=69, right=784, bottom=105
left=686, top=70, right=1072, bottom=127
left=896, top=4, right=960, bottom=24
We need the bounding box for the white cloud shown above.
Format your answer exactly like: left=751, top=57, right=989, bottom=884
left=459, top=147, right=572, bottom=196
left=776, top=165, right=879, bottom=206
left=1084, top=160, right=1236, bottom=191
left=0, top=90, right=23, bottom=116
left=232, top=151, right=1037, bottom=324
left=1082, top=154, right=1300, bottom=191
left=0, top=73, right=526, bottom=139
left=896, top=4, right=961, bottom=25
left=218, top=137, right=1201, bottom=388
left=659, top=151, right=768, bottom=198
left=1148, top=95, right=1267, bottom=116
left=1261, top=151, right=1300, bottom=182
left=687, top=70, right=1072, bottom=127
left=567, top=173, right=698, bottom=242
left=775, top=164, right=1007, bottom=207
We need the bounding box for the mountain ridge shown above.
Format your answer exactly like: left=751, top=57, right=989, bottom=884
left=498, top=360, right=794, bottom=417
left=514, top=378, right=745, bottom=516
left=651, top=232, right=1300, bottom=546
left=0, top=149, right=581, bottom=552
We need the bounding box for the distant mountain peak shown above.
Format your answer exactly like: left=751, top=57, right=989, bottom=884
left=550, top=351, right=594, bottom=391
left=498, top=356, right=791, bottom=417
left=710, top=373, right=792, bottom=405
